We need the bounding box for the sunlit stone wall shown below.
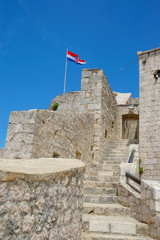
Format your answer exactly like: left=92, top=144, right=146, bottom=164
left=0, top=158, right=85, bottom=239
left=138, top=47, right=160, bottom=180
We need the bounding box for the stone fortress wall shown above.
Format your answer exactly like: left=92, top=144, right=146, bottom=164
left=3, top=69, right=121, bottom=168
left=138, top=47, right=160, bottom=181
left=1, top=47, right=160, bottom=239
left=3, top=110, right=94, bottom=173
left=49, top=91, right=81, bottom=112
left=50, top=69, right=121, bottom=161
left=0, top=158, right=85, bottom=239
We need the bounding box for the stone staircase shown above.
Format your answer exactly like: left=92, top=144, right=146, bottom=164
left=81, top=139, right=153, bottom=240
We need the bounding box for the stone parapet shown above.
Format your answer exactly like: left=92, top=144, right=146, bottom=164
left=0, top=158, right=85, bottom=239
left=3, top=110, right=94, bottom=172
left=119, top=162, right=160, bottom=239
left=49, top=91, right=81, bottom=112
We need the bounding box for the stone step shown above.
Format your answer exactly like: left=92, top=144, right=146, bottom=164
left=84, top=195, right=118, bottom=204
left=84, top=186, right=117, bottom=196
left=110, top=139, right=129, bottom=142
left=84, top=181, right=118, bottom=189
left=109, top=139, right=129, bottom=144
left=103, top=156, right=128, bottom=160
left=91, top=164, right=120, bottom=171
left=102, top=165, right=120, bottom=171
left=103, top=154, right=128, bottom=158
left=105, top=144, right=128, bottom=149
left=102, top=156, right=128, bottom=160
left=88, top=170, right=119, bottom=177
left=105, top=148, right=128, bottom=152
left=86, top=175, right=119, bottom=182
left=89, top=169, right=119, bottom=175
left=102, top=152, right=129, bottom=159
left=98, top=171, right=119, bottom=177
left=107, top=141, right=129, bottom=145
left=99, top=162, right=122, bottom=166
left=83, top=203, right=131, bottom=216
left=105, top=150, right=128, bottom=154
left=102, top=155, right=128, bottom=158
left=81, top=232, right=153, bottom=240
left=82, top=214, right=149, bottom=236
left=100, top=160, right=126, bottom=164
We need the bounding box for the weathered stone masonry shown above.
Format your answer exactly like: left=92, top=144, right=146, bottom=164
left=3, top=110, right=94, bottom=172
left=119, top=162, right=160, bottom=239
left=0, top=158, right=85, bottom=240
left=1, top=48, right=160, bottom=239
left=3, top=69, right=119, bottom=171
left=138, top=47, right=160, bottom=181
left=50, top=69, right=119, bottom=162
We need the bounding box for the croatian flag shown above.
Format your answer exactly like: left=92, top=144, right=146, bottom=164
left=67, top=50, right=86, bottom=65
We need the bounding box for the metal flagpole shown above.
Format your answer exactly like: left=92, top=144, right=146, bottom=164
left=63, top=48, right=68, bottom=94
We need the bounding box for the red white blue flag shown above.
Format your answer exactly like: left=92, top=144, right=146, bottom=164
left=67, top=50, right=86, bottom=65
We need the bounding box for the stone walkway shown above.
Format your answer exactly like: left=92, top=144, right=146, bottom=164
left=81, top=140, right=154, bottom=240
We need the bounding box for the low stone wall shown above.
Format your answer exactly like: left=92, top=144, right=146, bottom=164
left=4, top=110, right=94, bottom=172
left=0, top=158, right=85, bottom=239
left=119, top=163, right=160, bottom=239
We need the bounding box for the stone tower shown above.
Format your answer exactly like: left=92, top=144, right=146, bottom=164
left=138, top=47, right=160, bottom=180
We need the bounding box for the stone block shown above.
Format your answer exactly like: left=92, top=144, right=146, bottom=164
left=110, top=222, right=136, bottom=235
left=89, top=221, right=109, bottom=232
left=82, top=70, right=92, bottom=78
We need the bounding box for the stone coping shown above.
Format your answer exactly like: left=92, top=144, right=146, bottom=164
left=137, top=47, right=160, bottom=56
left=0, top=158, right=85, bottom=181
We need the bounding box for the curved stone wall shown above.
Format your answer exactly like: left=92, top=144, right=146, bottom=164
left=0, top=158, right=85, bottom=240
left=49, top=91, right=81, bottom=112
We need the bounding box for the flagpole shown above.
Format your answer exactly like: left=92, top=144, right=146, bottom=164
left=63, top=48, right=68, bottom=94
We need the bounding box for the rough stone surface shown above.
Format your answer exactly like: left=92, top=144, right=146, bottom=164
left=49, top=91, right=81, bottom=112
left=4, top=69, right=119, bottom=166
left=138, top=47, right=160, bottom=181
left=0, top=158, right=85, bottom=240
left=119, top=163, right=160, bottom=239
left=50, top=69, right=119, bottom=161
left=3, top=110, right=94, bottom=172
left=0, top=148, right=4, bottom=158
left=2, top=50, right=160, bottom=240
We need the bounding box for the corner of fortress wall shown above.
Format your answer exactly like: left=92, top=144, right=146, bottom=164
left=138, top=47, right=160, bottom=181
left=3, top=69, right=119, bottom=169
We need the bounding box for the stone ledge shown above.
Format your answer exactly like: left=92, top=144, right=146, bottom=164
left=137, top=47, right=160, bottom=56
left=0, top=158, right=85, bottom=182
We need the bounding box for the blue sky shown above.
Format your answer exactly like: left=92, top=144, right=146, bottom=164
left=0, top=0, right=160, bottom=148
